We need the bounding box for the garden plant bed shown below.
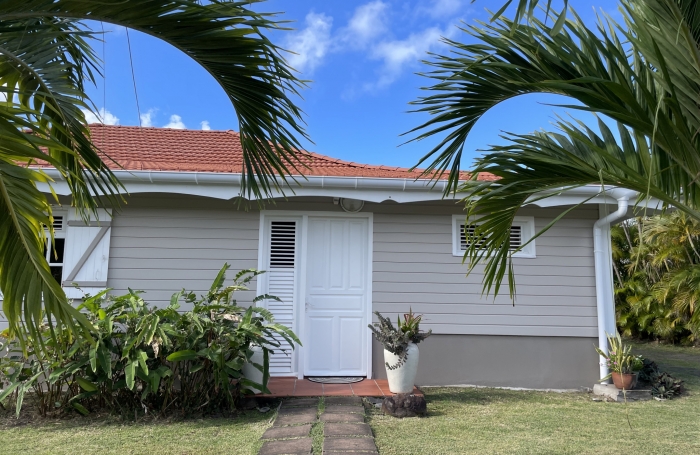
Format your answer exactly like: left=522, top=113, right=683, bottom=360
left=1, top=343, right=698, bottom=454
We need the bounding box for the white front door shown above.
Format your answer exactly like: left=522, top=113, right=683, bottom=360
left=304, top=216, right=369, bottom=376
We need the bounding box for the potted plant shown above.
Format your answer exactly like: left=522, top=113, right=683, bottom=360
left=595, top=333, right=644, bottom=390
left=369, top=309, right=431, bottom=393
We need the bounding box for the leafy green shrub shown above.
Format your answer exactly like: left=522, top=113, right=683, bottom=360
left=613, top=213, right=700, bottom=344
left=0, top=264, right=299, bottom=417
left=651, top=373, right=684, bottom=399
left=636, top=359, right=684, bottom=399
left=369, top=309, right=431, bottom=370
left=637, top=359, right=660, bottom=384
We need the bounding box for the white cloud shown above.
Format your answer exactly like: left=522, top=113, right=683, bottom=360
left=339, top=1, right=389, bottom=48
left=140, top=109, right=155, bottom=127
left=81, top=107, right=119, bottom=125
left=285, top=12, right=333, bottom=74
left=200, top=121, right=211, bottom=131
left=368, top=26, right=454, bottom=89
left=422, top=0, right=462, bottom=18
left=281, top=2, right=461, bottom=90
left=163, top=114, right=186, bottom=129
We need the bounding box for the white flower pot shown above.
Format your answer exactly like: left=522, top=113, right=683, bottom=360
left=241, top=345, right=264, bottom=393
left=384, top=342, right=419, bottom=394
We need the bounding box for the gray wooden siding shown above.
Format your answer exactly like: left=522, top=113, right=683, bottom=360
left=1, top=195, right=599, bottom=337
left=106, top=194, right=259, bottom=310
left=107, top=196, right=598, bottom=336
left=367, top=201, right=599, bottom=337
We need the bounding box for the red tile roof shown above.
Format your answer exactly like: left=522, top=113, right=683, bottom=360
left=80, top=124, right=495, bottom=181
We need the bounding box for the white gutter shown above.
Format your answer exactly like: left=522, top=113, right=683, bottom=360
left=593, top=189, right=637, bottom=380
left=39, top=169, right=633, bottom=206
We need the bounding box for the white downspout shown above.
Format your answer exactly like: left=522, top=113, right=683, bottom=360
left=593, top=189, right=636, bottom=380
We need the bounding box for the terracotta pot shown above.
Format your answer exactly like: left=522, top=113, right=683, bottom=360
left=612, top=372, right=638, bottom=390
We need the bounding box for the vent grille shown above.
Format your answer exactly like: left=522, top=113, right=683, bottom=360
left=269, top=221, right=296, bottom=268
left=52, top=215, right=64, bottom=231
left=509, top=225, right=522, bottom=250
left=460, top=224, right=522, bottom=251
left=460, top=224, right=485, bottom=250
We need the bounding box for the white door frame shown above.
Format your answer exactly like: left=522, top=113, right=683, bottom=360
left=258, top=210, right=374, bottom=379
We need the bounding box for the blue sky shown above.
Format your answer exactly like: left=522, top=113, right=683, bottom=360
left=85, top=0, right=619, bottom=170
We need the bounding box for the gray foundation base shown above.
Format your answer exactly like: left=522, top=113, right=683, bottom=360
left=372, top=334, right=599, bottom=390
left=593, top=383, right=652, bottom=402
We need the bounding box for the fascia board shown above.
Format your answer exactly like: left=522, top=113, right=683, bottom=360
left=37, top=169, right=657, bottom=207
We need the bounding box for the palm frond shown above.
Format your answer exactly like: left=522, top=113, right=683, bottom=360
left=406, top=0, right=700, bottom=301
left=0, top=1, right=309, bottom=347
left=0, top=0, right=309, bottom=199
left=487, top=0, right=568, bottom=34
left=0, top=17, right=117, bottom=344
left=408, top=3, right=700, bottom=196
left=459, top=115, right=699, bottom=298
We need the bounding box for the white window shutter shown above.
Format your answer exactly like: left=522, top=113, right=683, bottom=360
left=266, top=220, right=298, bottom=375
left=62, top=208, right=112, bottom=299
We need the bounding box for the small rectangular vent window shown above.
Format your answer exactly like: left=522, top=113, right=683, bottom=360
left=460, top=224, right=522, bottom=251
left=269, top=221, right=296, bottom=268
left=53, top=215, right=64, bottom=231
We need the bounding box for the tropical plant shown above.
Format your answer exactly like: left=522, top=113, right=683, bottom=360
left=636, top=359, right=684, bottom=399
left=0, top=264, right=300, bottom=417
left=594, top=333, right=643, bottom=379
left=0, top=0, right=309, bottom=348
left=651, top=372, right=684, bottom=399
left=406, top=0, right=700, bottom=301
left=369, top=310, right=431, bottom=370
left=613, top=211, right=700, bottom=343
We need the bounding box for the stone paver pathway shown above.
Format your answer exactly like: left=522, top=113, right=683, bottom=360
left=258, top=396, right=379, bottom=455
left=259, top=398, right=317, bottom=455
left=321, top=397, right=377, bottom=455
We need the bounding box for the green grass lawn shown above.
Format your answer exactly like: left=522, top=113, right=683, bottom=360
left=0, top=410, right=273, bottom=455
left=369, top=342, right=700, bottom=455
left=1, top=342, right=698, bottom=455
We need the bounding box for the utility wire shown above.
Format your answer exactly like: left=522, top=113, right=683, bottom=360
left=101, top=22, right=106, bottom=125
left=125, top=28, right=142, bottom=127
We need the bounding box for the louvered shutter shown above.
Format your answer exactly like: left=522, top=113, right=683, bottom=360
left=265, top=220, right=299, bottom=375
left=62, top=208, right=112, bottom=299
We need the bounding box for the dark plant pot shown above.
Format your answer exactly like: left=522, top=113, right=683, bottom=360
left=612, top=372, right=638, bottom=390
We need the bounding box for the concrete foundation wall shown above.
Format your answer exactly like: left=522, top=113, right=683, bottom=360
left=372, top=334, right=599, bottom=389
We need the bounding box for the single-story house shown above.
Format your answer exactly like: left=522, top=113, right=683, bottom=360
left=5, top=124, right=639, bottom=389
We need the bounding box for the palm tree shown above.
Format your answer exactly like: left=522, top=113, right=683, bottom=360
left=0, top=1, right=309, bottom=346
left=614, top=212, right=700, bottom=343
left=406, top=0, right=700, bottom=297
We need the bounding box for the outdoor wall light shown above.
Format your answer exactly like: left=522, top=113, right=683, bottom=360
left=339, top=198, right=364, bottom=213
